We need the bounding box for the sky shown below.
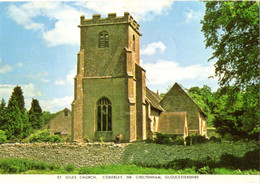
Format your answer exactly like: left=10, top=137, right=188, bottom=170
left=0, top=0, right=219, bottom=113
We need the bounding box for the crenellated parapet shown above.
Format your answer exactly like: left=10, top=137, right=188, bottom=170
left=79, top=12, right=141, bottom=35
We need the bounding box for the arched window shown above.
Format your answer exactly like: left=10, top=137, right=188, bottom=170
left=99, top=31, right=109, bottom=48
left=97, top=97, right=112, bottom=131
left=132, top=35, right=135, bottom=52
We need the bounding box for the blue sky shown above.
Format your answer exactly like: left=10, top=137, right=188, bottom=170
left=0, top=0, right=219, bottom=113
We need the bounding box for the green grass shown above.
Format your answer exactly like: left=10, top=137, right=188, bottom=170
left=22, top=165, right=259, bottom=175
left=0, top=158, right=258, bottom=175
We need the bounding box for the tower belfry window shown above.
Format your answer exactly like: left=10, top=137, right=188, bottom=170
left=99, top=31, right=109, bottom=48
left=97, top=97, right=112, bottom=131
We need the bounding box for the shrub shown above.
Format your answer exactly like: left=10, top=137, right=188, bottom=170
left=209, top=136, right=221, bottom=143
left=192, top=135, right=208, bottom=144
left=64, top=164, right=75, bottom=172
left=66, top=134, right=72, bottom=142
left=0, top=130, right=7, bottom=144
left=185, top=136, right=192, bottom=146
left=196, top=166, right=216, bottom=174
left=223, top=133, right=241, bottom=141
left=79, top=167, right=92, bottom=174
left=219, top=153, right=239, bottom=168
left=185, top=134, right=208, bottom=145
left=30, top=161, right=48, bottom=170
left=0, top=158, right=51, bottom=174
left=27, top=130, right=64, bottom=143
left=167, top=159, right=191, bottom=169
left=172, top=137, right=184, bottom=145
left=240, top=149, right=260, bottom=170
left=154, top=133, right=174, bottom=144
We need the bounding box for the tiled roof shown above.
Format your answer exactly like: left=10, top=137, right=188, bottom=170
left=146, top=87, right=164, bottom=111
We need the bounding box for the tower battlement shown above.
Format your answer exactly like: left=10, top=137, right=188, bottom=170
left=79, top=12, right=140, bottom=35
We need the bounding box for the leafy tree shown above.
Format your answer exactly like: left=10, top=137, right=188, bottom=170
left=211, top=87, right=259, bottom=139
left=187, top=85, right=215, bottom=127
left=28, top=99, right=44, bottom=130
left=201, top=1, right=259, bottom=139
left=201, top=1, right=259, bottom=89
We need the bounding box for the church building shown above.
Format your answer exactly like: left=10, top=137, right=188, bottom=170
left=71, top=12, right=207, bottom=142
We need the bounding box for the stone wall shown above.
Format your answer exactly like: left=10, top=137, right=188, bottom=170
left=0, top=142, right=258, bottom=169
left=0, top=143, right=127, bottom=168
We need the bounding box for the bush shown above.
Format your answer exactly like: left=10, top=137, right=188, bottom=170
left=79, top=167, right=92, bottom=174
left=0, top=158, right=51, bottom=174
left=219, top=153, right=239, bottom=168
left=223, top=133, right=241, bottom=141
left=185, top=135, right=208, bottom=145
left=196, top=166, right=216, bottom=174
left=66, top=134, right=72, bottom=142
left=172, top=137, right=184, bottom=145
left=209, top=136, right=221, bottom=143
left=0, top=130, right=7, bottom=144
left=27, top=130, right=64, bottom=143
left=64, top=164, right=75, bottom=172
left=240, top=149, right=260, bottom=170
left=154, top=133, right=175, bottom=144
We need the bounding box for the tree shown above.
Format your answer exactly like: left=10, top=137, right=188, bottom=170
left=201, top=1, right=259, bottom=139
left=0, top=99, right=6, bottom=131
left=187, top=85, right=215, bottom=127
left=201, top=1, right=259, bottom=89
left=0, top=86, right=31, bottom=140
left=7, top=86, right=25, bottom=112
left=28, top=98, right=44, bottom=130
left=0, top=98, right=5, bottom=113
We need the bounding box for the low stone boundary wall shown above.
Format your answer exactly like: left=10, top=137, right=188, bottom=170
left=0, top=142, right=128, bottom=168
left=1, top=141, right=257, bottom=169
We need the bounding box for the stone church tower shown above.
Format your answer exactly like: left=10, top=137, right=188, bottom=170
left=72, top=12, right=147, bottom=142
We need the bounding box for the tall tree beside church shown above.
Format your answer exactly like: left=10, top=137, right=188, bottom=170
left=28, top=98, right=44, bottom=130
left=201, top=1, right=259, bottom=89
left=201, top=1, right=259, bottom=138
left=0, top=99, right=6, bottom=128
left=0, top=98, right=5, bottom=112
left=0, top=86, right=31, bottom=139
left=7, top=86, right=25, bottom=112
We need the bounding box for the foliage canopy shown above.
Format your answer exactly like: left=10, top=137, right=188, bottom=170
left=201, top=1, right=259, bottom=89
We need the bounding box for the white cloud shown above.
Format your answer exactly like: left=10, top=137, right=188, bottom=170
left=29, top=71, right=50, bottom=83
left=140, top=42, right=166, bottom=55
left=8, top=2, right=82, bottom=47
left=78, top=0, right=174, bottom=21
left=142, top=59, right=215, bottom=85
left=181, top=7, right=203, bottom=25
left=0, top=64, right=12, bottom=74
left=54, top=66, right=76, bottom=85
left=17, top=62, right=23, bottom=67
left=0, top=83, right=71, bottom=112
left=40, top=96, right=73, bottom=112
left=66, top=67, right=76, bottom=84
left=0, top=58, right=2, bottom=63
left=0, top=83, right=42, bottom=102
left=54, top=78, right=66, bottom=85
left=8, top=1, right=174, bottom=46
